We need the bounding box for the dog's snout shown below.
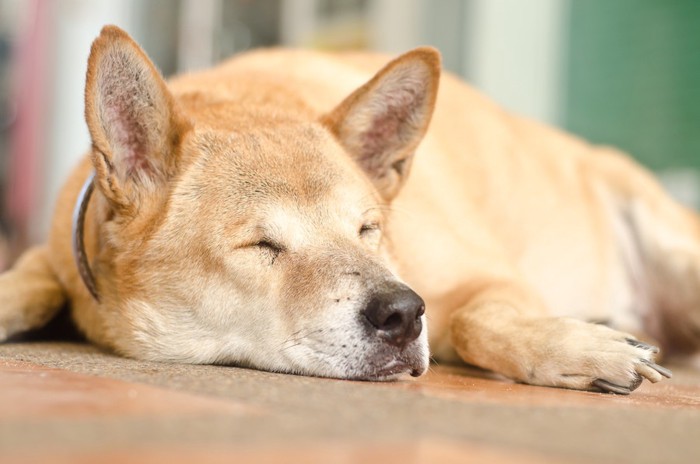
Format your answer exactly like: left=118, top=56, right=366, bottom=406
left=363, top=286, right=424, bottom=348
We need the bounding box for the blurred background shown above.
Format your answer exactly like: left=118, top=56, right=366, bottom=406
left=0, top=0, right=698, bottom=268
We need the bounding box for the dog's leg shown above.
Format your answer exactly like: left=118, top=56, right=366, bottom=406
left=0, top=246, right=66, bottom=341
left=449, top=280, right=670, bottom=393
left=621, top=195, right=700, bottom=355
left=592, top=148, right=700, bottom=354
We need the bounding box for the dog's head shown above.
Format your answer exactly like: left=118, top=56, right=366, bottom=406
left=83, top=26, right=440, bottom=380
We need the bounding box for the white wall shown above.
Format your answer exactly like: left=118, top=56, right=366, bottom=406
left=464, top=0, right=569, bottom=127
left=34, top=0, right=140, bottom=242
left=369, top=0, right=570, bottom=126
left=369, top=0, right=424, bottom=54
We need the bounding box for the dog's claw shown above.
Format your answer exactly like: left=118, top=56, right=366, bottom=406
left=628, top=374, right=643, bottom=391
left=641, top=359, right=673, bottom=379
left=592, top=378, right=633, bottom=395
left=625, top=338, right=660, bottom=354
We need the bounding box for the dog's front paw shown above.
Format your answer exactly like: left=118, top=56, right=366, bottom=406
left=522, top=319, right=672, bottom=394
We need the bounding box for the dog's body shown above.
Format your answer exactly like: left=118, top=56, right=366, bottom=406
left=0, top=26, right=694, bottom=393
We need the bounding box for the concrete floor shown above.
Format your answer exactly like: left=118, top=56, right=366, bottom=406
left=1, top=341, right=700, bottom=463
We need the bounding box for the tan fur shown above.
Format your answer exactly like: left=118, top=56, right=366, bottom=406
left=1, top=26, right=696, bottom=391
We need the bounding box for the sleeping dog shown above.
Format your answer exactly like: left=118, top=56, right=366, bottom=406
left=2, top=26, right=691, bottom=394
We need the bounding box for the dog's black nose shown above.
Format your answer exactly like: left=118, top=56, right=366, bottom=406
left=363, top=285, right=424, bottom=348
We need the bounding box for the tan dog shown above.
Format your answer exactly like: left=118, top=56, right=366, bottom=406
left=0, top=25, right=692, bottom=394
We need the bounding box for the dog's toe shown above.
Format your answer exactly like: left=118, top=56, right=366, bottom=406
left=592, top=378, right=636, bottom=395
left=625, top=337, right=660, bottom=354
left=640, top=359, right=672, bottom=379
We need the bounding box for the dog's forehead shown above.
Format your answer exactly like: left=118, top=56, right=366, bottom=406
left=189, top=125, right=369, bottom=198
left=183, top=124, right=379, bottom=215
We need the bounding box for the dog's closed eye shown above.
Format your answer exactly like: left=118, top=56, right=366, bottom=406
left=254, top=239, right=284, bottom=264
left=359, top=222, right=381, bottom=237
left=359, top=223, right=382, bottom=249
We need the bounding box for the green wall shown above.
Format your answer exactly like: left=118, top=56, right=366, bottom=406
left=566, top=0, right=700, bottom=171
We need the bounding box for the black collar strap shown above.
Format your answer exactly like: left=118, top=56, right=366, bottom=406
left=71, top=172, right=100, bottom=302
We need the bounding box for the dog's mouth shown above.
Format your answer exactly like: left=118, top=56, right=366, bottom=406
left=283, top=333, right=429, bottom=381
left=366, top=360, right=425, bottom=381
left=349, top=348, right=429, bottom=381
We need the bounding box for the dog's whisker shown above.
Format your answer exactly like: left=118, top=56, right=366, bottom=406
left=280, top=342, right=303, bottom=352
left=278, top=327, right=326, bottom=350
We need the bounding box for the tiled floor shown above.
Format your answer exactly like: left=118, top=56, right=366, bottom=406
left=1, top=342, right=699, bottom=463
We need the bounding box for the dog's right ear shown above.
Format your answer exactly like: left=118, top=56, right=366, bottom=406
left=84, top=25, right=190, bottom=215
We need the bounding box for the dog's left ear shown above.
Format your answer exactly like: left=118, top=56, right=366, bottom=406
left=322, top=47, right=441, bottom=200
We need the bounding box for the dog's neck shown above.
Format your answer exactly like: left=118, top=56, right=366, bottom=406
left=71, top=172, right=100, bottom=302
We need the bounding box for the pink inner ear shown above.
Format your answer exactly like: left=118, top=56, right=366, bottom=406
left=357, top=80, right=425, bottom=168
left=103, top=102, right=153, bottom=175
left=98, top=53, right=158, bottom=177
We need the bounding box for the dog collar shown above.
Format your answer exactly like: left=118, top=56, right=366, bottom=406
left=71, top=171, right=100, bottom=302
